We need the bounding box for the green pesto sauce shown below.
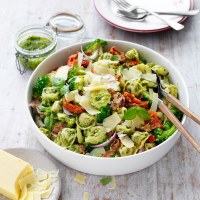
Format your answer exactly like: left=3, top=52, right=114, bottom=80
left=19, top=36, right=52, bottom=51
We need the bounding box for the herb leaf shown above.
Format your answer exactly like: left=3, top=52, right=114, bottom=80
left=123, top=106, right=151, bottom=120
left=100, top=177, right=112, bottom=186
left=44, top=113, right=53, bottom=131
left=136, top=107, right=151, bottom=120
left=123, top=107, right=137, bottom=120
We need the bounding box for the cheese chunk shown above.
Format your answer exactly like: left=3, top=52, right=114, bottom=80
left=0, top=150, right=34, bottom=200
left=55, top=65, right=69, bottom=80
left=103, top=112, right=121, bottom=130
left=74, top=173, right=86, bottom=185
left=18, top=173, right=35, bottom=190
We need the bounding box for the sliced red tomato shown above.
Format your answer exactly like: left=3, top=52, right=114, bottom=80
left=141, top=111, right=163, bottom=132
left=103, top=140, right=121, bottom=157
left=123, top=92, right=149, bottom=108
left=81, top=59, right=90, bottom=68
left=67, top=52, right=79, bottom=67
left=109, top=46, right=126, bottom=63
left=147, top=134, right=156, bottom=143
left=129, top=59, right=139, bottom=66
left=62, top=98, right=85, bottom=114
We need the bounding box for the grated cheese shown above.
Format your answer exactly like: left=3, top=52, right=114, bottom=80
left=23, top=169, right=59, bottom=199
left=35, top=169, right=48, bottom=181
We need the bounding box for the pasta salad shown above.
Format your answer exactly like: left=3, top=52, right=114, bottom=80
left=31, top=39, right=182, bottom=157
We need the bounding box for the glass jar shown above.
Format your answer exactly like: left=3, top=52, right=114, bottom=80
left=15, top=12, right=84, bottom=75
left=15, top=25, right=57, bottom=74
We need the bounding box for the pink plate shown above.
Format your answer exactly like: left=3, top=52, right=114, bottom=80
left=93, top=0, right=194, bottom=33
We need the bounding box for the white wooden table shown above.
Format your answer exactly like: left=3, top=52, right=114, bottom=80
left=0, top=0, right=200, bottom=199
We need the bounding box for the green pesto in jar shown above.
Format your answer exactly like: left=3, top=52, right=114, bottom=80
left=19, top=36, right=52, bottom=51
left=18, top=36, right=55, bottom=70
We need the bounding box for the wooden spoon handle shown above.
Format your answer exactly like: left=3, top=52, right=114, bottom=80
left=159, top=102, right=200, bottom=153
left=166, top=94, right=200, bottom=125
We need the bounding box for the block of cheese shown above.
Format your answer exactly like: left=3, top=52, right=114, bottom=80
left=0, top=150, right=34, bottom=200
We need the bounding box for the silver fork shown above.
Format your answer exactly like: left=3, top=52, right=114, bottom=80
left=117, top=9, right=199, bottom=21
left=113, top=0, right=184, bottom=31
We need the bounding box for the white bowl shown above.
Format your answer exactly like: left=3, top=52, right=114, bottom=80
left=26, top=40, right=189, bottom=175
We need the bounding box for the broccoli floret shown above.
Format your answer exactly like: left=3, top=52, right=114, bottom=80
left=83, top=39, right=107, bottom=52
left=41, top=87, right=60, bottom=104
left=168, top=104, right=183, bottom=121
left=69, top=76, right=84, bottom=91
left=32, top=76, right=50, bottom=98
left=97, top=105, right=111, bottom=123
left=52, top=77, right=65, bottom=88
left=68, top=66, right=85, bottom=80
left=60, top=85, right=69, bottom=96
left=153, top=125, right=177, bottom=144
left=141, top=91, right=152, bottom=105
left=163, top=115, right=173, bottom=130
left=125, top=48, right=139, bottom=60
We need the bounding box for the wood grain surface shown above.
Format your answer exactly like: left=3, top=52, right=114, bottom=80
left=0, top=0, right=200, bottom=199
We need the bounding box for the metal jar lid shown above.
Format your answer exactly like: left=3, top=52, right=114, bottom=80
left=47, top=12, right=84, bottom=38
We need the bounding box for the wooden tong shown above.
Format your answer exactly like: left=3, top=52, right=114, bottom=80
left=157, top=75, right=200, bottom=153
